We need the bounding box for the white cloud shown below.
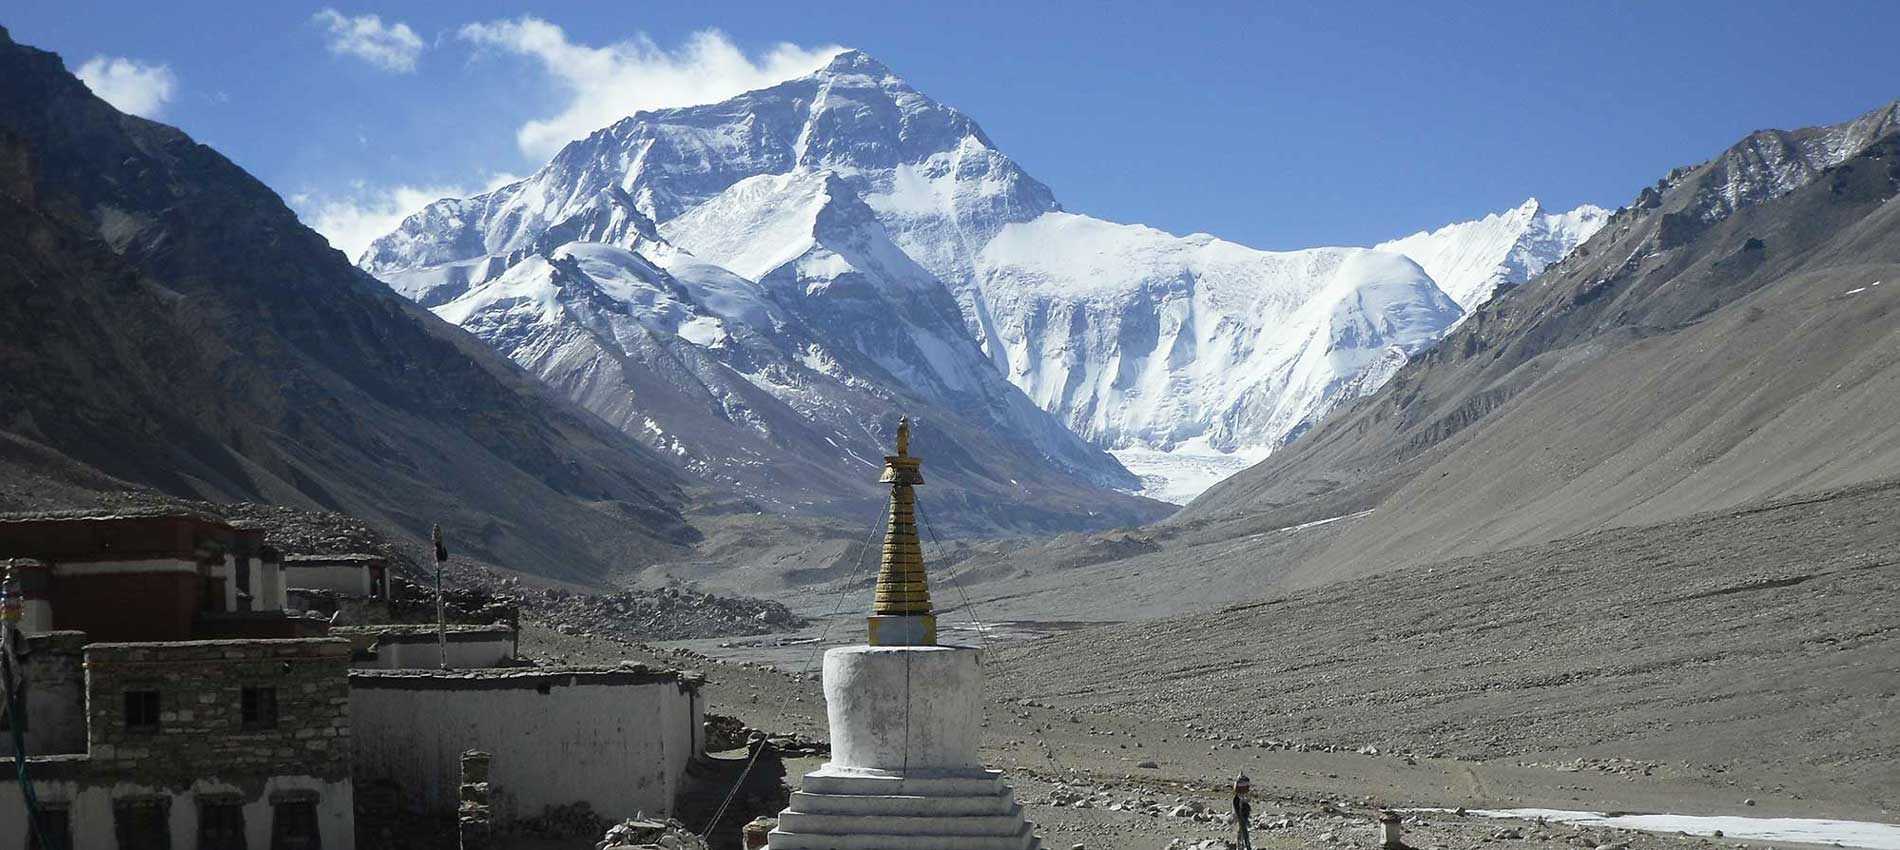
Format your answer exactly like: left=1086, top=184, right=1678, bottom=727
left=458, top=19, right=842, bottom=158
left=313, top=9, right=425, bottom=73
left=75, top=56, right=178, bottom=119
left=296, top=173, right=520, bottom=262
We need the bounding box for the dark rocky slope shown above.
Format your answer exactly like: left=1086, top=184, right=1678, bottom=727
left=0, top=28, right=694, bottom=583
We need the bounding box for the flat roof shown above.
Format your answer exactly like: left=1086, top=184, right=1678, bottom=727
left=282, top=553, right=385, bottom=565
left=0, top=507, right=231, bottom=526
left=331, top=624, right=512, bottom=636
left=85, top=637, right=350, bottom=650
left=350, top=663, right=699, bottom=690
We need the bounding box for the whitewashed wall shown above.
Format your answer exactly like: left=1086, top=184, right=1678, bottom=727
left=0, top=774, right=352, bottom=850
left=349, top=670, right=701, bottom=820
left=375, top=634, right=511, bottom=669
left=283, top=564, right=372, bottom=595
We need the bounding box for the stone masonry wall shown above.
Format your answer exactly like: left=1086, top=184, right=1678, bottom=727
left=83, top=638, right=351, bottom=790
left=0, top=631, right=87, bottom=757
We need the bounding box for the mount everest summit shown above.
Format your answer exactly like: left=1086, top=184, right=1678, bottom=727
left=361, top=50, right=1603, bottom=505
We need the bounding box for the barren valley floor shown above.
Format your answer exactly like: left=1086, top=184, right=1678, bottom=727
left=525, top=477, right=1900, bottom=850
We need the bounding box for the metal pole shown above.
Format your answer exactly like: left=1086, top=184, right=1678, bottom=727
left=432, top=525, right=448, bottom=670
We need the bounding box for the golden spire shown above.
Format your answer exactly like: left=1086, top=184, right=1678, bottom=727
left=868, top=416, right=936, bottom=646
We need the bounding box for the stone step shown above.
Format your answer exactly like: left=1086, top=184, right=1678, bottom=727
left=778, top=805, right=1028, bottom=836
left=767, top=821, right=1037, bottom=850
left=798, top=770, right=1006, bottom=798
left=788, top=791, right=1017, bottom=817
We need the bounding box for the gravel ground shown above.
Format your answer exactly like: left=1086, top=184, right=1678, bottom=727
left=983, top=479, right=1900, bottom=818
left=521, top=547, right=1896, bottom=850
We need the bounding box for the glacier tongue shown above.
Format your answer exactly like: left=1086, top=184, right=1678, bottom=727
left=1110, top=440, right=1270, bottom=506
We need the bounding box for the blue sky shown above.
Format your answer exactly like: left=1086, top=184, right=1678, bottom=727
left=11, top=1, right=1900, bottom=258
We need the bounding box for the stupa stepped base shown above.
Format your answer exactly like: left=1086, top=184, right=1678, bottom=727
left=768, top=768, right=1041, bottom=850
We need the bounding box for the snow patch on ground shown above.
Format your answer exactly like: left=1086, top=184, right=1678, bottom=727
left=1445, top=809, right=1900, bottom=850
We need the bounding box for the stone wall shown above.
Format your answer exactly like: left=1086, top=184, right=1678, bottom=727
left=83, top=638, right=353, bottom=785
left=350, top=666, right=703, bottom=822
left=287, top=587, right=393, bottom=625
left=0, top=631, right=86, bottom=757
left=0, top=638, right=357, bottom=850
left=284, top=562, right=376, bottom=596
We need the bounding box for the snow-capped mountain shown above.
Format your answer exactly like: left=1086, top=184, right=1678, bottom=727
left=1375, top=198, right=1610, bottom=311
left=362, top=50, right=1468, bottom=505
left=973, top=214, right=1460, bottom=500
left=408, top=173, right=1160, bottom=533
left=362, top=50, right=1056, bottom=322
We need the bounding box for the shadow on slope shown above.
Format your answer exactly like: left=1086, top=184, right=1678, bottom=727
left=0, top=29, right=694, bottom=583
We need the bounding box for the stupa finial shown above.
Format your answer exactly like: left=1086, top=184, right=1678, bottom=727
left=868, top=415, right=934, bottom=646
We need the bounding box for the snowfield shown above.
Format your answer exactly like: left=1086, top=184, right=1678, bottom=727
left=1376, top=198, right=1609, bottom=312
left=1446, top=809, right=1900, bottom=850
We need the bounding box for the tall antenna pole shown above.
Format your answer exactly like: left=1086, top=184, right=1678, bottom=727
left=431, top=524, right=448, bottom=670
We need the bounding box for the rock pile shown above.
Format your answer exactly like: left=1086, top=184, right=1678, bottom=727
left=1165, top=840, right=1233, bottom=850
left=1514, top=756, right=1661, bottom=777
left=762, top=732, right=829, bottom=759
left=703, top=712, right=829, bottom=758
left=218, top=501, right=425, bottom=572
left=514, top=801, right=611, bottom=840
left=705, top=713, right=752, bottom=752
left=596, top=816, right=709, bottom=850
left=534, top=585, right=806, bottom=642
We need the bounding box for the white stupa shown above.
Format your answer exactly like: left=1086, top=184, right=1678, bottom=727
left=767, top=418, right=1041, bottom=850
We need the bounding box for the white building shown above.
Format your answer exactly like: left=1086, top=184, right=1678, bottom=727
left=768, top=420, right=1042, bottom=850
left=349, top=665, right=705, bottom=821
left=331, top=623, right=517, bottom=669
left=282, top=553, right=388, bottom=598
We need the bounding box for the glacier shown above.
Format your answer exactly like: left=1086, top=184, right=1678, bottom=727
left=1375, top=197, right=1610, bottom=312
left=360, top=49, right=1606, bottom=505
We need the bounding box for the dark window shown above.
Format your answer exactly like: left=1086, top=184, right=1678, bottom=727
left=25, top=807, right=71, bottom=850
left=202, top=577, right=228, bottom=613
left=198, top=800, right=247, bottom=850
left=124, top=690, right=160, bottom=733
left=113, top=798, right=171, bottom=850
left=269, top=800, right=321, bottom=850
left=241, top=687, right=278, bottom=730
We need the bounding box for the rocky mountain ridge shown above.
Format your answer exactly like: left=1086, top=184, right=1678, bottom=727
left=1175, top=98, right=1900, bottom=581
left=0, top=27, right=698, bottom=583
